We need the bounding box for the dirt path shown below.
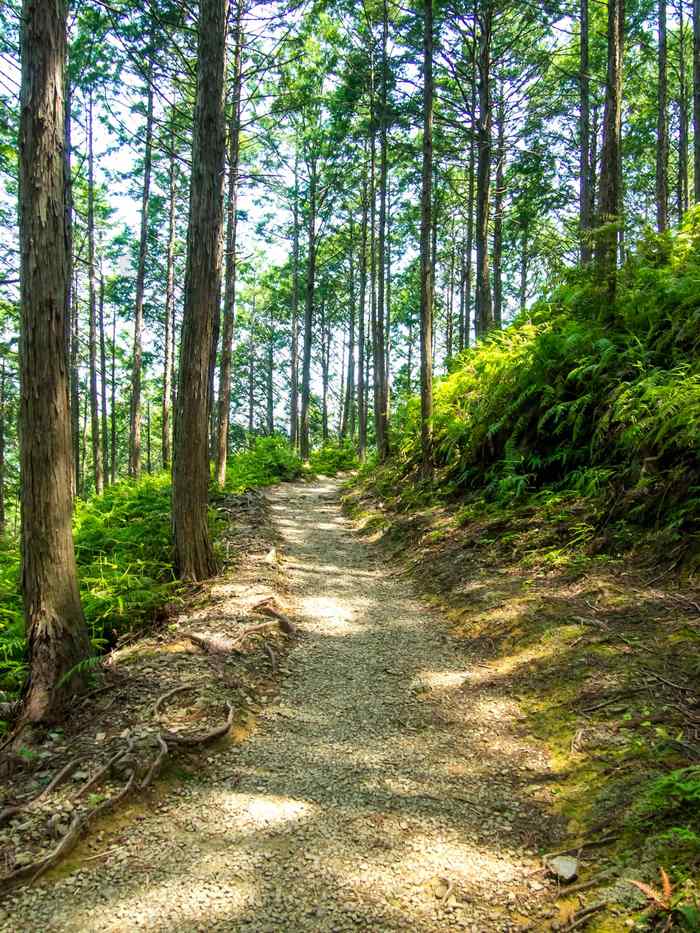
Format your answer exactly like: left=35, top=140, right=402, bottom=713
left=2, top=478, right=562, bottom=932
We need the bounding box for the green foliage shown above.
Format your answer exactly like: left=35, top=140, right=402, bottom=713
left=0, top=439, right=303, bottom=708
left=636, top=767, right=700, bottom=826
left=308, top=440, right=359, bottom=476
left=386, top=215, right=700, bottom=552
left=223, top=436, right=302, bottom=492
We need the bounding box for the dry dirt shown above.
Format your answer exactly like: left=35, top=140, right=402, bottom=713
left=1, top=477, right=568, bottom=932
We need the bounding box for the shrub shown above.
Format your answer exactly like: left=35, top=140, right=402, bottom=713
left=308, top=440, right=359, bottom=475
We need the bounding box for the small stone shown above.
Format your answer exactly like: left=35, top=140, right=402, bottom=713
left=545, top=855, right=579, bottom=883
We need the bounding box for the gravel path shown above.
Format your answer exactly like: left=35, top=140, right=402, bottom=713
left=2, top=478, right=560, bottom=932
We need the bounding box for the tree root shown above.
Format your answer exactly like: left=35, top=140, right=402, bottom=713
left=140, top=735, right=168, bottom=789
left=74, top=740, right=135, bottom=800
left=0, top=757, right=84, bottom=826
left=154, top=685, right=196, bottom=718
left=161, top=703, right=234, bottom=746
left=252, top=598, right=296, bottom=635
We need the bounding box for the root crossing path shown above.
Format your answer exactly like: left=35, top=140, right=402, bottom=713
left=6, top=478, right=560, bottom=932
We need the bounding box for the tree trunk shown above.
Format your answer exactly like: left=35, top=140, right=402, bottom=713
left=374, top=0, right=390, bottom=461
left=129, top=74, right=154, bottom=479
left=173, top=0, right=227, bottom=582
left=420, top=0, right=434, bottom=477
left=580, top=0, right=593, bottom=261
left=300, top=159, right=317, bottom=461
left=99, top=272, right=109, bottom=485
left=595, top=0, right=624, bottom=291
left=146, top=398, right=152, bottom=474
left=289, top=154, right=301, bottom=450
left=216, top=4, right=244, bottom=485
left=678, top=5, right=690, bottom=222
left=519, top=225, right=529, bottom=312
left=341, top=223, right=356, bottom=439
left=358, top=175, right=368, bottom=460
left=110, top=309, right=117, bottom=484
left=693, top=0, right=700, bottom=201
left=18, top=0, right=90, bottom=723
left=657, top=0, right=669, bottom=231
left=475, top=1, right=494, bottom=336
left=70, top=272, right=80, bottom=497
left=0, top=361, right=5, bottom=536
left=492, top=88, right=505, bottom=329
left=320, top=299, right=329, bottom=443
left=162, top=125, right=177, bottom=472
left=86, top=89, right=102, bottom=495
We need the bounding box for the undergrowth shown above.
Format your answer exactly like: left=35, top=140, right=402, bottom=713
left=0, top=435, right=302, bottom=716
left=385, top=212, right=700, bottom=564
left=307, top=440, right=359, bottom=476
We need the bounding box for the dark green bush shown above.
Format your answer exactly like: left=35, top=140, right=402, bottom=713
left=308, top=440, right=359, bottom=475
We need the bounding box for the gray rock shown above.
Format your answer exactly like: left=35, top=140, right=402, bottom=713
left=545, top=854, right=579, bottom=883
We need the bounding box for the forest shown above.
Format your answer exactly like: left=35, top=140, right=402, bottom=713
left=0, top=0, right=699, bottom=929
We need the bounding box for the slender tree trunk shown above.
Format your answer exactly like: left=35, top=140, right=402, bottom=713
left=595, top=0, right=625, bottom=291
left=173, top=0, right=227, bottom=582
left=290, top=154, right=301, bottom=449
left=493, top=88, right=505, bottom=329
left=162, top=126, right=177, bottom=472
left=678, top=4, right=690, bottom=222
left=580, top=0, right=593, bottom=261
left=519, top=225, right=529, bottom=312
left=248, top=301, right=255, bottom=435
left=475, top=1, right=494, bottom=336
left=462, top=70, right=476, bottom=349
left=129, top=74, right=154, bottom=479
left=18, top=0, right=90, bottom=723
left=216, top=5, right=244, bottom=484
left=420, top=0, right=434, bottom=477
left=86, top=90, right=102, bottom=495
left=99, top=272, right=109, bottom=485
left=110, top=309, right=116, bottom=484
left=70, top=273, right=79, bottom=497
left=358, top=176, right=368, bottom=460
left=146, top=398, right=152, bottom=474
left=374, top=0, right=390, bottom=461
left=267, top=302, right=274, bottom=435
left=0, top=361, right=5, bottom=536
left=300, top=159, right=317, bottom=460
left=342, top=224, right=356, bottom=439
left=320, top=299, right=329, bottom=443
left=693, top=0, right=700, bottom=201
left=657, top=0, right=669, bottom=231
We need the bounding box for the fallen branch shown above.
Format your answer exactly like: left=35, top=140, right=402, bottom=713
left=188, top=632, right=240, bottom=654
left=251, top=599, right=296, bottom=635
left=557, top=869, right=616, bottom=897
left=543, top=836, right=617, bottom=861
left=161, top=703, right=234, bottom=746
left=564, top=901, right=607, bottom=931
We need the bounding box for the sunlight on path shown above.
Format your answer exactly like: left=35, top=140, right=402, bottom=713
left=2, top=478, right=558, bottom=932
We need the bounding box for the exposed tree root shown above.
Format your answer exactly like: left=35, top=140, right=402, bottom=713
left=154, top=685, right=197, bottom=718
left=140, top=735, right=168, bottom=789
left=0, top=757, right=84, bottom=826
left=161, top=703, right=234, bottom=746
left=252, top=598, right=297, bottom=635
left=74, top=740, right=135, bottom=800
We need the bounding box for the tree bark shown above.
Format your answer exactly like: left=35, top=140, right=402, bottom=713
left=678, top=4, right=690, bottom=222
left=580, top=0, right=593, bottom=261
left=693, top=0, right=700, bottom=202
left=341, top=223, right=356, bottom=439
left=475, top=1, right=494, bottom=336
left=299, top=158, right=317, bottom=461
left=173, top=0, right=227, bottom=582
left=492, top=87, right=505, bottom=329
left=70, top=271, right=80, bottom=497
left=656, top=0, right=669, bottom=231
left=18, top=0, right=90, bottom=723
left=595, top=0, right=624, bottom=291
left=110, top=308, right=116, bottom=484
left=216, top=4, right=244, bottom=485
left=0, top=361, right=5, bottom=536
left=86, top=89, right=102, bottom=495
left=374, top=0, right=390, bottom=461
left=99, top=272, right=109, bottom=485
left=129, top=73, right=154, bottom=479
left=162, top=125, right=176, bottom=472
left=358, top=175, right=368, bottom=461
left=289, top=153, right=301, bottom=450
left=420, top=0, right=434, bottom=477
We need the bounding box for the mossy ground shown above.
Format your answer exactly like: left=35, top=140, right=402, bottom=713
left=343, top=473, right=700, bottom=930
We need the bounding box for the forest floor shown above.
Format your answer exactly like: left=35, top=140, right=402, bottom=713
left=0, top=475, right=594, bottom=932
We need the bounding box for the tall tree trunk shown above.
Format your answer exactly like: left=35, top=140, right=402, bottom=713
left=289, top=154, right=301, bottom=450
left=519, top=225, right=529, bottom=312
left=146, top=398, right=152, bottom=474
left=320, top=299, right=329, bottom=443
left=173, top=0, right=227, bottom=582
left=461, top=66, right=477, bottom=350
left=70, top=272, right=79, bottom=496
left=678, top=3, right=690, bottom=222
left=216, top=4, right=244, bottom=485
left=267, top=300, right=274, bottom=435
left=693, top=0, right=700, bottom=201
left=300, top=159, right=317, bottom=460
left=99, top=272, right=109, bottom=485
left=341, top=224, right=356, bottom=439
left=492, top=87, right=505, bottom=329
left=358, top=176, right=368, bottom=460
left=580, top=0, right=593, bottom=261
left=0, top=361, right=5, bottom=536
left=657, top=0, right=669, bottom=231
left=162, top=125, right=176, bottom=472
left=18, top=0, right=90, bottom=723
left=129, top=73, right=154, bottom=479
left=475, top=1, right=494, bottom=336
left=374, top=0, right=390, bottom=461
left=420, top=0, right=434, bottom=477
left=595, top=0, right=625, bottom=291
left=86, top=89, right=102, bottom=495
left=110, top=309, right=117, bottom=484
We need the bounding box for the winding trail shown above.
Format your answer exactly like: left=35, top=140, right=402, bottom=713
left=4, top=478, right=559, bottom=932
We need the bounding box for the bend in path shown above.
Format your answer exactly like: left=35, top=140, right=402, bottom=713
left=3, top=477, right=558, bottom=933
